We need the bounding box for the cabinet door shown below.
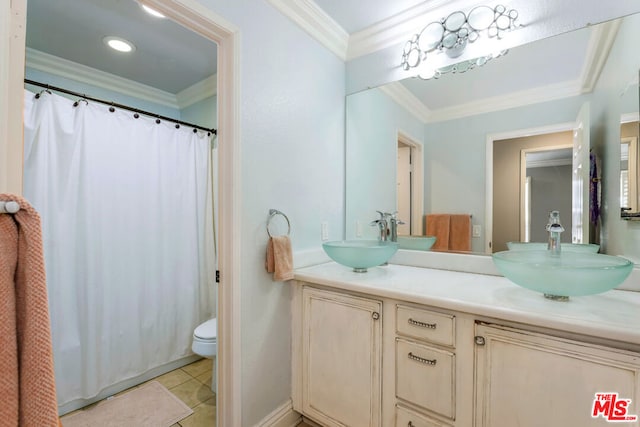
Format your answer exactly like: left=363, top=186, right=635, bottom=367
left=475, top=323, right=640, bottom=427
left=302, top=287, right=382, bottom=427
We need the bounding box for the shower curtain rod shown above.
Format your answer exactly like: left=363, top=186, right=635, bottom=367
left=25, top=79, right=217, bottom=136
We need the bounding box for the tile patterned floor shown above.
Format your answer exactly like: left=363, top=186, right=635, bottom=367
left=61, top=358, right=216, bottom=427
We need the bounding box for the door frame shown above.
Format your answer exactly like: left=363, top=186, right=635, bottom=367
left=398, top=131, right=424, bottom=235
left=485, top=122, right=574, bottom=253
left=519, top=144, right=573, bottom=241
left=1, top=0, right=242, bottom=424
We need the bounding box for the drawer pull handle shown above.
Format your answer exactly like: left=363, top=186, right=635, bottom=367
left=408, top=318, right=437, bottom=329
left=408, top=352, right=437, bottom=366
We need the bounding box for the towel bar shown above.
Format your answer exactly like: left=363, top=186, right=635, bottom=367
left=0, top=200, right=20, bottom=214
left=267, top=209, right=291, bottom=237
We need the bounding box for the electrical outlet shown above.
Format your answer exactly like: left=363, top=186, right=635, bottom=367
left=321, top=221, right=329, bottom=241
left=356, top=220, right=363, bottom=237
left=473, top=224, right=481, bottom=238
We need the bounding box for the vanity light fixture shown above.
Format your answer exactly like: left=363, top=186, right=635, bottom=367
left=141, top=4, right=166, bottom=18
left=401, top=5, right=519, bottom=79
left=103, top=36, right=136, bottom=53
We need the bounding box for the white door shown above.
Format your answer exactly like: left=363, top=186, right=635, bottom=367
left=572, top=102, right=590, bottom=243
left=397, top=145, right=411, bottom=235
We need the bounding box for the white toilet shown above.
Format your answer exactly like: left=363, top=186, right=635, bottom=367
left=192, top=318, right=217, bottom=390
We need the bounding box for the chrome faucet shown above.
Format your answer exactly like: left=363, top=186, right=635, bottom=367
left=371, top=211, right=389, bottom=242
left=388, top=212, right=405, bottom=242
left=546, top=210, right=565, bottom=255
left=371, top=211, right=404, bottom=242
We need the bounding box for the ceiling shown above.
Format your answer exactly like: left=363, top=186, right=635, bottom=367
left=25, top=0, right=217, bottom=95
left=24, top=0, right=619, bottom=117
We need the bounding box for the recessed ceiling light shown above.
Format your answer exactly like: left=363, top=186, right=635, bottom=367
left=103, top=36, right=136, bottom=53
left=141, top=4, right=165, bottom=18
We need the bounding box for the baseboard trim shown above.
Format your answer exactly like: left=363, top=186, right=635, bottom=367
left=254, top=399, right=302, bottom=427
left=58, top=354, right=202, bottom=415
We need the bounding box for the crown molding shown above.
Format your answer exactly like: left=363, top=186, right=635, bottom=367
left=267, top=0, right=349, bottom=60
left=346, top=0, right=469, bottom=61
left=379, top=81, right=431, bottom=122
left=25, top=48, right=215, bottom=110
left=527, top=157, right=572, bottom=168
left=25, top=48, right=179, bottom=108
left=428, top=80, right=584, bottom=123
left=580, top=19, right=621, bottom=93
left=378, top=77, right=584, bottom=124
left=176, top=74, right=217, bottom=109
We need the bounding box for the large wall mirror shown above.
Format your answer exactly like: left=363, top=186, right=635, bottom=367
left=346, top=12, right=640, bottom=260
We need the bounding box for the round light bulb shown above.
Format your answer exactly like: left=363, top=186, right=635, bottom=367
left=103, top=37, right=136, bottom=53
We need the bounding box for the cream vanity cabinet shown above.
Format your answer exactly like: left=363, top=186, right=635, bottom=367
left=295, top=286, right=383, bottom=427
left=292, top=281, right=640, bottom=427
left=292, top=283, right=473, bottom=427
left=474, top=323, right=640, bottom=427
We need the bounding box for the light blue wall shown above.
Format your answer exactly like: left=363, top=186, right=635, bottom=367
left=181, top=95, right=217, bottom=130
left=199, top=1, right=345, bottom=425
left=423, top=95, right=588, bottom=253
left=346, top=88, right=424, bottom=239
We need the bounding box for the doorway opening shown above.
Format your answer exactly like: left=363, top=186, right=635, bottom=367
left=397, top=132, right=423, bottom=235
left=487, top=123, right=575, bottom=253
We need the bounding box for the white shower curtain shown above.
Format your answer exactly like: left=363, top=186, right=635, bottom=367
left=22, top=90, right=215, bottom=406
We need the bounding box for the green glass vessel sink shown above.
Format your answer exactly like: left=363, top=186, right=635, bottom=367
left=322, top=240, right=399, bottom=272
left=506, top=242, right=600, bottom=253
left=492, top=250, right=633, bottom=300
left=397, top=236, right=436, bottom=251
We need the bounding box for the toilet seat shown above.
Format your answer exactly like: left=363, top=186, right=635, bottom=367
left=192, top=318, right=217, bottom=359
left=194, top=318, right=217, bottom=341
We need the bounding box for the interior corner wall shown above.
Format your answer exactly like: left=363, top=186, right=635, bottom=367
left=346, top=88, right=424, bottom=240
left=181, top=95, right=217, bottom=130
left=199, top=1, right=346, bottom=425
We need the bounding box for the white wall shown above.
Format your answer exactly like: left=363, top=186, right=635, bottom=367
left=198, top=1, right=345, bottom=425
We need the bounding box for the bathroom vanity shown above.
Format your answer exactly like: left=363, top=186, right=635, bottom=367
left=291, top=262, right=640, bottom=427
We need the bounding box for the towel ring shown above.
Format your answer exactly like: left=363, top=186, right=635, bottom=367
left=267, top=209, right=291, bottom=237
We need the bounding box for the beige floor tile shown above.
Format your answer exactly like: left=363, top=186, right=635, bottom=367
left=194, top=370, right=212, bottom=388
left=154, top=368, right=193, bottom=389
left=181, top=358, right=212, bottom=378
left=169, top=378, right=214, bottom=408
left=178, top=398, right=216, bottom=427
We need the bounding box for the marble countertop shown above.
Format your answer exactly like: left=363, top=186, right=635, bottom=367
left=294, top=262, right=640, bottom=347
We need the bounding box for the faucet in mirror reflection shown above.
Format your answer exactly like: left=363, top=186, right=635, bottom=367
left=546, top=210, right=565, bottom=254
left=371, top=211, right=405, bottom=242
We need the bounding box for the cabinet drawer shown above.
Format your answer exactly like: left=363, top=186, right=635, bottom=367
left=397, top=305, right=455, bottom=347
left=396, top=405, right=451, bottom=427
left=396, top=339, right=455, bottom=419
